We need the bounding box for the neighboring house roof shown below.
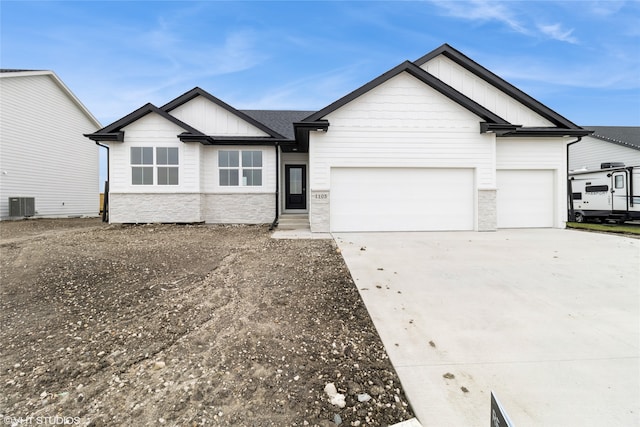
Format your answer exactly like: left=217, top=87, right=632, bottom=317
left=583, top=126, right=640, bottom=151
left=0, top=68, right=43, bottom=73
left=85, top=103, right=209, bottom=143
left=302, top=43, right=589, bottom=138
left=241, top=110, right=314, bottom=140
left=0, top=69, right=102, bottom=129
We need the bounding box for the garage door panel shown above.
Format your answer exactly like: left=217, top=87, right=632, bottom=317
left=330, top=168, right=474, bottom=232
left=497, top=170, right=554, bottom=228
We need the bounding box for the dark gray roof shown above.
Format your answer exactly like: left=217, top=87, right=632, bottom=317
left=584, top=126, right=640, bottom=151
left=242, top=110, right=314, bottom=140
left=0, top=69, right=43, bottom=73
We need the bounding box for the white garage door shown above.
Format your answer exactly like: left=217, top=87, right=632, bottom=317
left=497, top=170, right=555, bottom=228
left=330, top=168, right=474, bottom=232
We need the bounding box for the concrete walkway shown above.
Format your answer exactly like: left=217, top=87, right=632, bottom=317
left=334, top=229, right=640, bottom=427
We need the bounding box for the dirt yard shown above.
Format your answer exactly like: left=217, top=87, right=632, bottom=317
left=0, top=219, right=414, bottom=427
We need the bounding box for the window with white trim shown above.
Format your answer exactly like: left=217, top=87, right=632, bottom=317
left=156, top=147, right=179, bottom=185
left=219, top=150, right=262, bottom=186
left=131, top=147, right=153, bottom=185
left=131, top=147, right=179, bottom=185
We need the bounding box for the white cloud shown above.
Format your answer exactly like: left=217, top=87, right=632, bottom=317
left=588, top=0, right=626, bottom=16
left=428, top=0, right=530, bottom=35
left=537, top=23, right=578, bottom=44
left=239, top=61, right=372, bottom=110
left=428, top=0, right=582, bottom=44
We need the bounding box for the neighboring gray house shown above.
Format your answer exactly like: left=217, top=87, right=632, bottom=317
left=569, top=126, right=640, bottom=171
left=87, top=44, right=590, bottom=232
left=0, top=70, right=101, bottom=219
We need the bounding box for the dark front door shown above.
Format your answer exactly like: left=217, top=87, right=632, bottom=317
left=285, top=165, right=306, bottom=210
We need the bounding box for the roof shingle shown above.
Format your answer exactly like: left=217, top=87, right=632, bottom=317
left=584, top=126, right=640, bottom=150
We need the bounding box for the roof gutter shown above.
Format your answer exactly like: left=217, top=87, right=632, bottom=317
left=84, top=131, right=124, bottom=142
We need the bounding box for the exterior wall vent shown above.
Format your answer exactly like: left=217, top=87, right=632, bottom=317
left=9, top=197, right=35, bottom=217
left=601, top=162, right=625, bottom=169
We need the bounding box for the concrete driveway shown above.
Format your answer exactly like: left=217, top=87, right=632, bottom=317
left=334, top=229, right=640, bottom=427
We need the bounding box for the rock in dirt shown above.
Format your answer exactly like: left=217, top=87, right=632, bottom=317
left=358, top=393, right=372, bottom=402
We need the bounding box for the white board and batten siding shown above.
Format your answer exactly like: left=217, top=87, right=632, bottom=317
left=309, top=71, right=495, bottom=232
left=169, top=96, right=270, bottom=137
left=0, top=72, right=100, bottom=219
left=569, top=136, right=640, bottom=171
left=496, top=138, right=567, bottom=228
left=420, top=55, right=555, bottom=128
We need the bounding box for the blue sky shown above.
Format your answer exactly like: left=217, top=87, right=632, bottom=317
left=2, top=0, right=639, bottom=128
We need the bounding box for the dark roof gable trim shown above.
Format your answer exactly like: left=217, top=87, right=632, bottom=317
left=86, top=103, right=209, bottom=143
left=161, top=87, right=288, bottom=140
left=303, top=61, right=509, bottom=125
left=414, top=44, right=582, bottom=130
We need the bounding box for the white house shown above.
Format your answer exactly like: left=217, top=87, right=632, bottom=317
left=0, top=70, right=101, bottom=219
left=569, top=126, right=640, bottom=171
left=86, top=44, right=590, bottom=232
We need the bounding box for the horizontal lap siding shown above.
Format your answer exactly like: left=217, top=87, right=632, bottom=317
left=0, top=75, right=99, bottom=219
left=496, top=138, right=566, bottom=169
left=310, top=72, right=494, bottom=190
left=569, top=136, right=640, bottom=171
left=421, top=56, right=554, bottom=128
left=110, top=113, right=200, bottom=193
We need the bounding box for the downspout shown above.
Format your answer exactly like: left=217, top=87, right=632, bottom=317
left=566, top=137, right=582, bottom=222
left=269, top=143, right=280, bottom=230
left=95, top=141, right=109, bottom=223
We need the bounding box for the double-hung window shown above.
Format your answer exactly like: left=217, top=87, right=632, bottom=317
left=131, top=147, right=179, bottom=185
left=131, top=147, right=153, bottom=185
left=241, top=151, right=262, bottom=186
left=219, top=150, right=262, bottom=186
left=157, top=147, right=179, bottom=185
left=219, top=150, right=240, bottom=186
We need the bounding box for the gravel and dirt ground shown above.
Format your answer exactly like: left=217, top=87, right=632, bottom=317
left=0, top=219, right=414, bottom=427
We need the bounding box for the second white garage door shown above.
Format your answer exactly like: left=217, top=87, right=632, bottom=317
left=330, top=167, right=475, bottom=232
left=497, top=169, right=555, bottom=228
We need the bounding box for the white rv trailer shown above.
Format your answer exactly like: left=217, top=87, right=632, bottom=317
left=569, top=164, right=640, bottom=223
